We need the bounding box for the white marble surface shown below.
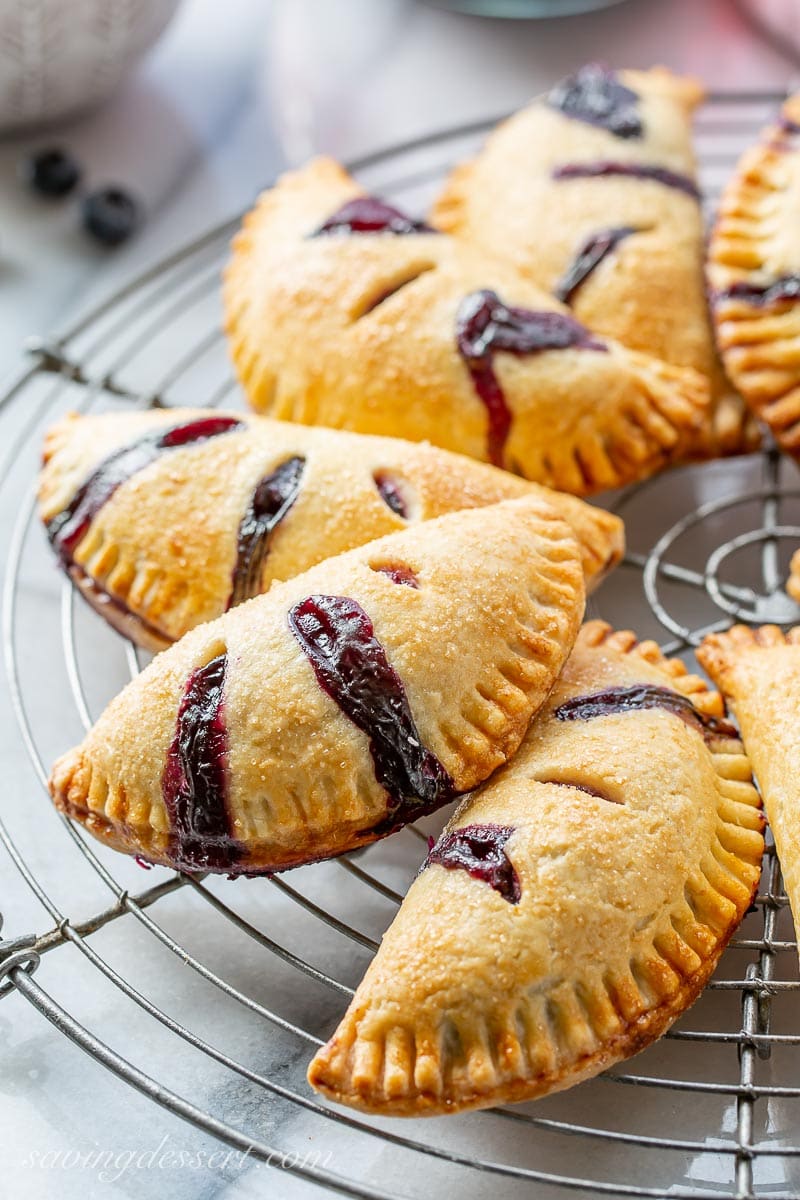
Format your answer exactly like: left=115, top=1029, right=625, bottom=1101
left=1, top=1, right=800, bottom=1198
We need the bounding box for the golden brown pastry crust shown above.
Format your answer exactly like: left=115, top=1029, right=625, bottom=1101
left=709, top=95, right=800, bottom=454
left=698, top=623, right=800, bottom=942
left=788, top=550, right=800, bottom=603
left=49, top=496, right=585, bottom=873
left=39, top=408, right=623, bottom=649
left=308, top=620, right=763, bottom=1116
left=223, top=157, right=709, bottom=495
left=433, top=67, right=757, bottom=459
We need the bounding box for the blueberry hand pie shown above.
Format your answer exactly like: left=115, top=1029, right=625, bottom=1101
left=709, top=95, right=800, bottom=454
left=224, top=157, right=709, bottom=495
left=39, top=408, right=623, bottom=650
left=699, top=624, right=800, bottom=943
left=308, top=621, right=763, bottom=1116
left=48, top=496, right=585, bottom=874
left=433, top=64, right=757, bottom=459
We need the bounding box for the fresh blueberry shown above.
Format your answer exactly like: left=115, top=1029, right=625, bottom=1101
left=81, top=187, right=141, bottom=246
left=23, top=148, right=82, bottom=197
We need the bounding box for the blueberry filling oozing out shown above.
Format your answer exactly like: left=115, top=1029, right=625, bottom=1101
left=552, top=161, right=701, bottom=201
left=716, top=276, right=800, bottom=308
left=373, top=470, right=410, bottom=519
left=47, top=415, right=243, bottom=564
left=312, top=196, right=434, bottom=237
left=554, top=226, right=639, bottom=305
left=161, top=653, right=245, bottom=871
left=423, top=823, right=521, bottom=903
left=229, top=455, right=305, bottom=608
left=288, top=594, right=455, bottom=831
left=456, top=289, right=605, bottom=467
left=554, top=684, right=736, bottom=743
left=547, top=64, right=643, bottom=139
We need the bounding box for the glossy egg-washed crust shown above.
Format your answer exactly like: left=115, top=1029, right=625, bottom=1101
left=308, top=621, right=764, bottom=1116
left=699, top=624, right=800, bottom=944
left=49, top=496, right=585, bottom=873
left=432, top=67, right=757, bottom=459
left=223, top=157, right=709, bottom=496
left=709, top=95, right=800, bottom=453
left=38, top=409, right=623, bottom=650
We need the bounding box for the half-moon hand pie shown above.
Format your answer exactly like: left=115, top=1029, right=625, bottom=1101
left=223, top=157, right=709, bottom=495
left=39, top=408, right=623, bottom=650
left=699, top=623, right=800, bottom=950
left=308, top=621, right=763, bottom=1116
left=433, top=64, right=758, bottom=459
left=709, top=94, right=800, bottom=455
left=49, top=496, right=585, bottom=874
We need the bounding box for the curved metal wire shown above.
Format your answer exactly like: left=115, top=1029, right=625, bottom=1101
left=2, top=93, right=799, bottom=1200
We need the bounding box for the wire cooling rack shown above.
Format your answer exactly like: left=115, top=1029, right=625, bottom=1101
left=2, top=92, right=800, bottom=1200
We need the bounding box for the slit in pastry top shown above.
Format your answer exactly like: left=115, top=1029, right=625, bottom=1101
left=423, top=823, right=521, bottom=903
left=161, top=652, right=245, bottom=871
left=288, top=593, right=456, bottom=830
left=311, top=196, right=434, bottom=237
left=456, top=289, right=605, bottom=468
left=552, top=161, right=701, bottom=200
left=554, top=226, right=640, bottom=305
left=554, top=683, right=736, bottom=743
left=547, top=63, right=643, bottom=139
left=373, top=470, right=410, bottom=519
left=47, top=415, right=243, bottom=564
left=372, top=563, right=419, bottom=588
left=229, top=455, right=305, bottom=608
left=715, top=276, right=800, bottom=308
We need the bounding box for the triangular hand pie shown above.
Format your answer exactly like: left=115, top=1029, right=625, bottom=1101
left=709, top=95, right=800, bottom=454
left=38, top=409, right=623, bottom=650
left=49, top=496, right=585, bottom=874
left=308, top=621, right=763, bottom=1116
left=223, top=157, right=709, bottom=495
left=699, top=624, right=800, bottom=946
left=432, top=64, right=757, bottom=459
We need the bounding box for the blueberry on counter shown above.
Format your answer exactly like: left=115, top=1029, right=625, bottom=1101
left=23, top=148, right=82, bottom=197
left=81, top=187, right=141, bottom=246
